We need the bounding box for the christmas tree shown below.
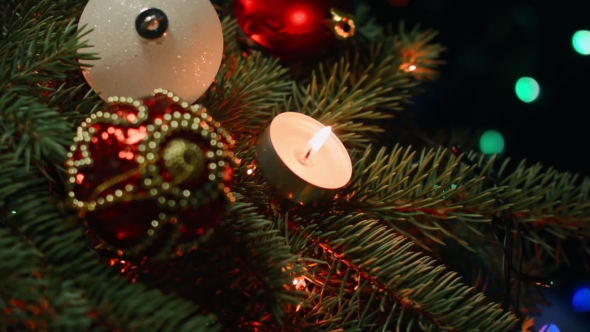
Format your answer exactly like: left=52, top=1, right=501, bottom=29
left=1, top=0, right=588, bottom=331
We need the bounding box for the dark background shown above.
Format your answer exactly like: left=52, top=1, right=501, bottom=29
left=373, top=0, right=590, bottom=176
left=371, top=0, right=590, bottom=330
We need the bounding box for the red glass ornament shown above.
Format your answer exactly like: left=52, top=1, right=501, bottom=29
left=234, top=0, right=354, bottom=59
left=66, top=89, right=237, bottom=260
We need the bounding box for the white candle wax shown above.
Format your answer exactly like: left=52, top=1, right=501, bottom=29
left=256, top=112, right=352, bottom=205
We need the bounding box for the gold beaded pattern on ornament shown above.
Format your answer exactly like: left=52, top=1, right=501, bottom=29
left=65, top=89, right=238, bottom=257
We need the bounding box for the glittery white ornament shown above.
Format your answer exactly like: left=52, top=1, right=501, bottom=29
left=78, top=0, right=223, bottom=104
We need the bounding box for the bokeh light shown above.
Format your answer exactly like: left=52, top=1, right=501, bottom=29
left=289, top=10, right=308, bottom=25
left=388, top=0, right=410, bottom=7
left=538, top=324, right=560, bottom=332
left=479, top=130, right=505, bottom=155
left=572, top=30, right=590, bottom=55
left=572, top=287, right=590, bottom=313
left=515, top=77, right=540, bottom=103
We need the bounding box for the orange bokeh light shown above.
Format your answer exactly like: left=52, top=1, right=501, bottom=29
left=126, top=113, right=137, bottom=122
left=105, top=125, right=147, bottom=146
left=292, top=276, right=307, bottom=290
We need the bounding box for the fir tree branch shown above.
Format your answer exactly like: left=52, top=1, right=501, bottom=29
left=493, top=156, right=590, bottom=263
left=1, top=1, right=54, bottom=44
left=85, top=278, right=219, bottom=332
left=338, top=143, right=590, bottom=267
left=0, top=18, right=97, bottom=93
left=220, top=15, right=241, bottom=55
left=445, top=151, right=590, bottom=267
left=497, top=157, right=590, bottom=226
left=127, top=196, right=305, bottom=330
left=215, top=197, right=304, bottom=326
left=0, top=0, right=100, bottom=109
left=0, top=3, right=98, bottom=171
left=386, top=22, right=446, bottom=82
left=0, top=153, right=219, bottom=331
left=0, top=94, right=74, bottom=170
left=289, top=55, right=413, bottom=149
left=0, top=229, right=43, bottom=292
left=287, top=213, right=518, bottom=331
left=284, top=25, right=444, bottom=149
left=354, top=3, right=385, bottom=40
left=232, top=142, right=272, bottom=204
left=0, top=0, right=89, bottom=34
left=0, top=227, right=53, bottom=330
left=197, top=52, right=291, bottom=136
left=43, top=83, right=103, bottom=120
left=338, top=145, right=505, bottom=251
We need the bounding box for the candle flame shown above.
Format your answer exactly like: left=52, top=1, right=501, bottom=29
left=306, top=126, right=331, bottom=157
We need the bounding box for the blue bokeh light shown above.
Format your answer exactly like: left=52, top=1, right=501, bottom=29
left=538, top=324, right=560, bottom=332
left=572, top=287, right=590, bottom=313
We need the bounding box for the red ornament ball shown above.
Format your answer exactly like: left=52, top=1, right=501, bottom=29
left=66, top=89, right=237, bottom=260
left=234, top=0, right=355, bottom=60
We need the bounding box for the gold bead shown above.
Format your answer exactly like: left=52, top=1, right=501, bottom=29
left=327, top=8, right=356, bottom=40
left=162, top=139, right=206, bottom=183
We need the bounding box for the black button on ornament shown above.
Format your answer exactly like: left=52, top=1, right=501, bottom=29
left=135, top=8, right=169, bottom=39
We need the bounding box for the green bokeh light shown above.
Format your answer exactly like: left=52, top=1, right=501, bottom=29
left=479, top=130, right=505, bottom=155
left=515, top=77, right=540, bottom=103
left=572, top=30, right=590, bottom=55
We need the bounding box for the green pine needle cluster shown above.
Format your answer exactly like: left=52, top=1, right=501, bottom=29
left=1, top=0, right=588, bottom=331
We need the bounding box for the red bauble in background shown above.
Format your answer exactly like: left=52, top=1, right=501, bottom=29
left=66, top=89, right=237, bottom=260
left=234, top=0, right=356, bottom=60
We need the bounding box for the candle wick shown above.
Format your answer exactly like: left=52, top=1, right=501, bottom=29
left=304, top=148, right=311, bottom=160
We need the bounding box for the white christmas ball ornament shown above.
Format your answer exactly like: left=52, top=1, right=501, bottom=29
left=78, top=0, right=223, bottom=103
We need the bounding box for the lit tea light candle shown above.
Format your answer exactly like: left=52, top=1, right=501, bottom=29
left=256, top=112, right=352, bottom=205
